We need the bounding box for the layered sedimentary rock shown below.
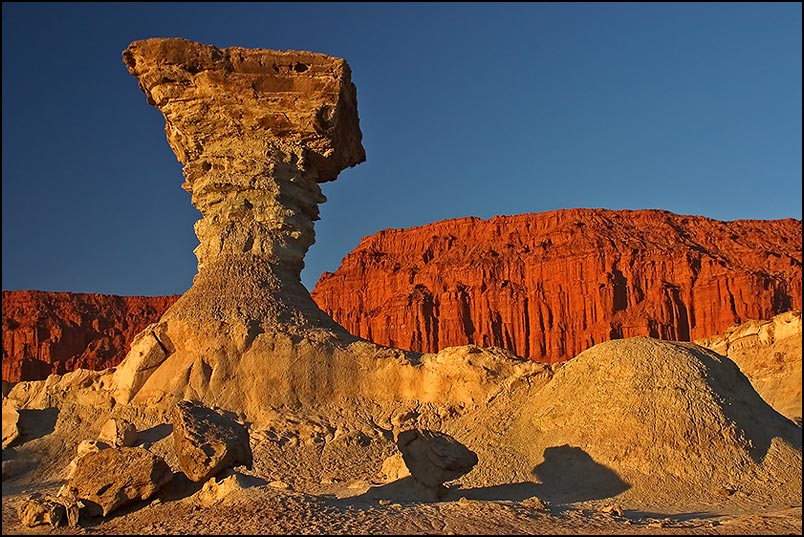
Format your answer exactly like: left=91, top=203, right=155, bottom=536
left=1, top=291, right=178, bottom=383
left=312, top=211, right=802, bottom=362
left=121, top=37, right=364, bottom=333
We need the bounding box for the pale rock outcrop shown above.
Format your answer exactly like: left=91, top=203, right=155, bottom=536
left=2, top=397, right=20, bottom=448
left=696, top=310, right=802, bottom=424
left=171, top=400, right=252, bottom=482
left=98, top=418, right=138, bottom=447
left=397, top=429, right=478, bottom=491
left=66, top=447, right=173, bottom=516
left=499, top=337, right=801, bottom=498
left=194, top=470, right=264, bottom=507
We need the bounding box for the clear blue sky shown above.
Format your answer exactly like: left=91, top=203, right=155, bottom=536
left=2, top=3, right=801, bottom=296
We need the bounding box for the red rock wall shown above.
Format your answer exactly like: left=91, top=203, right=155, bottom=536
left=2, top=291, right=179, bottom=382
left=311, top=209, right=802, bottom=363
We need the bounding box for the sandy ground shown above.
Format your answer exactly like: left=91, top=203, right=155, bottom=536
left=2, top=397, right=801, bottom=535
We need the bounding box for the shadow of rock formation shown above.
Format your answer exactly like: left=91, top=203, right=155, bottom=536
left=531, top=445, right=630, bottom=503
left=16, top=408, right=59, bottom=443
left=136, top=423, right=172, bottom=446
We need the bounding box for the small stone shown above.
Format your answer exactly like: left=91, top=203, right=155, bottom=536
left=378, top=499, right=391, bottom=506
left=195, top=471, right=260, bottom=507
left=600, top=504, right=624, bottom=517
left=522, top=496, right=549, bottom=511
left=718, top=486, right=736, bottom=497
left=98, top=418, right=138, bottom=447
left=269, top=480, right=291, bottom=490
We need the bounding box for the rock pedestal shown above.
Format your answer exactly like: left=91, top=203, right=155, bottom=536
left=122, top=38, right=364, bottom=330
left=109, top=39, right=549, bottom=422
left=113, top=38, right=367, bottom=409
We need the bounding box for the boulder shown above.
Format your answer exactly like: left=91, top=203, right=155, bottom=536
left=397, top=429, right=477, bottom=489
left=67, top=447, right=173, bottom=516
left=16, top=493, right=66, bottom=528
left=98, top=418, right=138, bottom=447
left=171, top=400, right=252, bottom=482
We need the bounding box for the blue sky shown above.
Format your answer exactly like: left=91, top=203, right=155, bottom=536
left=2, top=3, right=801, bottom=296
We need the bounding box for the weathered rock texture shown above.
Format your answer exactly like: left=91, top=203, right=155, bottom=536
left=1, top=290, right=178, bottom=382
left=16, top=493, right=68, bottom=528
left=171, top=400, right=252, bottom=482
left=697, top=309, right=802, bottom=424
left=397, top=429, right=478, bottom=489
left=312, top=210, right=802, bottom=362
left=122, top=37, right=364, bottom=332
left=106, top=38, right=554, bottom=420
left=67, top=447, right=173, bottom=516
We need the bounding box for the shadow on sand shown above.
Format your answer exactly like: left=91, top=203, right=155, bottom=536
left=341, top=444, right=629, bottom=508
left=529, top=444, right=630, bottom=504
left=137, top=423, right=173, bottom=445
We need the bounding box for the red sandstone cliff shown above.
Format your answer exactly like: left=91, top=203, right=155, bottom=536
left=311, top=209, right=802, bottom=363
left=2, top=291, right=179, bottom=382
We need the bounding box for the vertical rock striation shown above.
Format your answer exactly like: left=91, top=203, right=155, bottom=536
left=311, top=210, right=802, bottom=362
left=1, top=291, right=178, bottom=383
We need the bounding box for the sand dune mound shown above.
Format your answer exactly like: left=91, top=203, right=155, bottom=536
left=500, top=337, right=801, bottom=502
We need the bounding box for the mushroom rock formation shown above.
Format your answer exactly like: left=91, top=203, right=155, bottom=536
left=110, top=38, right=545, bottom=419
left=122, top=37, right=364, bottom=333
left=112, top=38, right=369, bottom=412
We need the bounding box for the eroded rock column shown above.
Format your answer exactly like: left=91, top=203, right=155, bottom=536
left=123, top=38, right=364, bottom=329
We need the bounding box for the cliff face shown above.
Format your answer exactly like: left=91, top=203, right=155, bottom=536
left=2, top=291, right=178, bottom=382
left=311, top=209, right=802, bottom=363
